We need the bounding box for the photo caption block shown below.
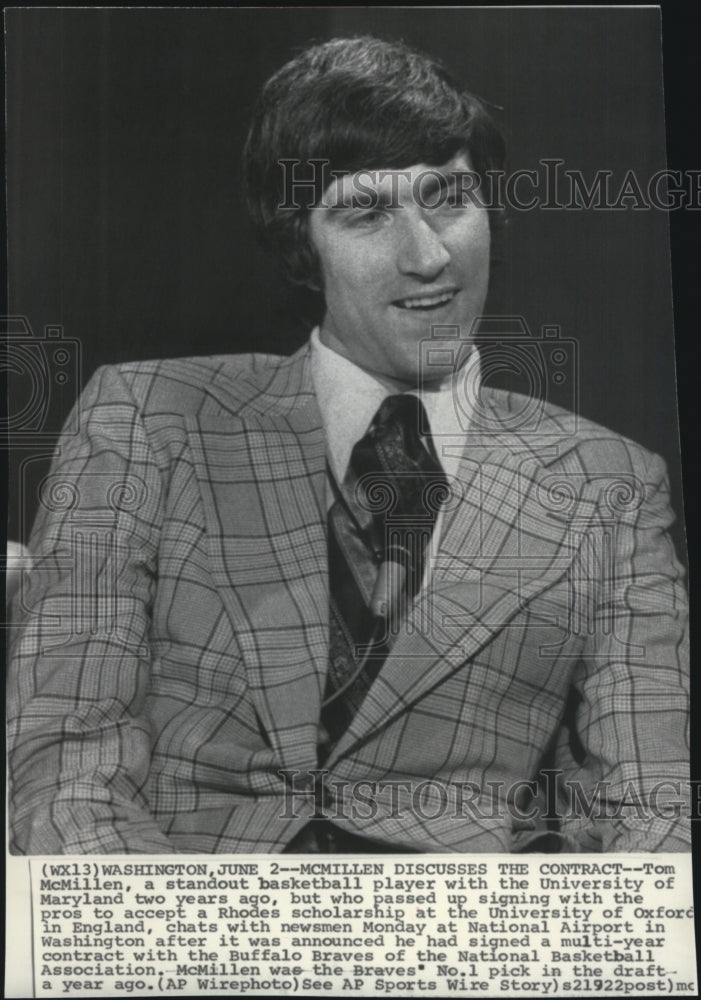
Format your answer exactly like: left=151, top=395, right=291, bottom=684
left=13, top=854, right=697, bottom=997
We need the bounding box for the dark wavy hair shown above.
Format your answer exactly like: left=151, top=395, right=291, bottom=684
left=243, top=35, right=506, bottom=289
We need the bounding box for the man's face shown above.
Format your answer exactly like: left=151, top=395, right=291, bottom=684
left=308, top=153, right=490, bottom=385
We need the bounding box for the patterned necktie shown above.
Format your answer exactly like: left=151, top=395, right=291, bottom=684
left=320, top=393, right=449, bottom=757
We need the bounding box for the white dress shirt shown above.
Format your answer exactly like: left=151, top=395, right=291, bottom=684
left=310, top=326, right=480, bottom=583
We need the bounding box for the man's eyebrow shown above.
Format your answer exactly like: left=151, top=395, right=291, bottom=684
left=417, top=171, right=458, bottom=200
left=328, top=186, right=397, bottom=213
left=324, top=169, right=466, bottom=214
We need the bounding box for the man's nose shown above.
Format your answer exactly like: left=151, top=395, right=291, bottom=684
left=396, top=212, right=451, bottom=279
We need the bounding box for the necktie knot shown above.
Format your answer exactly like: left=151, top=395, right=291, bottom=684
left=350, top=393, right=447, bottom=523
left=369, top=393, right=418, bottom=435
left=364, top=393, right=434, bottom=470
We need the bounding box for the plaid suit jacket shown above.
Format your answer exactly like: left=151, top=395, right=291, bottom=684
left=8, top=343, right=690, bottom=854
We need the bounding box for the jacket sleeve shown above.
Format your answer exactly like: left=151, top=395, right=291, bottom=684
left=8, top=364, right=175, bottom=853
left=554, top=450, right=690, bottom=852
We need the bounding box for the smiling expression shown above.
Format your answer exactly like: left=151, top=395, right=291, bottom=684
left=308, top=154, right=491, bottom=385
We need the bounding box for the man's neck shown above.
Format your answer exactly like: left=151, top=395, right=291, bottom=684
left=309, top=327, right=480, bottom=485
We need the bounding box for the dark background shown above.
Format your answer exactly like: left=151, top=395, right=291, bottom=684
left=6, top=7, right=684, bottom=556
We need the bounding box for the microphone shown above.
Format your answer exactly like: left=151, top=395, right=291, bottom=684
left=369, top=543, right=412, bottom=620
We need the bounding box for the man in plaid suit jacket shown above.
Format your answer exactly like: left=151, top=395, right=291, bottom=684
left=8, top=37, right=689, bottom=854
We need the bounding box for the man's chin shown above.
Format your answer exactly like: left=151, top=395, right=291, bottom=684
left=414, top=338, right=475, bottom=387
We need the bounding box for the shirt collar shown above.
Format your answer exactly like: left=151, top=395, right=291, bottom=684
left=309, top=326, right=480, bottom=484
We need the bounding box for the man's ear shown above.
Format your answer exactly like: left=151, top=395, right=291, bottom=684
left=285, top=214, right=323, bottom=291
left=286, top=260, right=322, bottom=292
left=303, top=275, right=322, bottom=293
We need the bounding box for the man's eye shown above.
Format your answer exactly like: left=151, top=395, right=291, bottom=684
left=352, top=208, right=389, bottom=227
left=436, top=188, right=463, bottom=209
left=419, top=182, right=464, bottom=210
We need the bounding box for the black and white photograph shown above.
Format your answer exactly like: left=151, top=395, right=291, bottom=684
left=4, top=5, right=697, bottom=997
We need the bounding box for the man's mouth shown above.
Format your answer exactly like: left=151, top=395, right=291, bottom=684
left=393, top=289, right=458, bottom=311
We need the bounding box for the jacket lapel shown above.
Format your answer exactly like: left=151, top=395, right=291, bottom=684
left=186, top=347, right=329, bottom=775
left=188, top=354, right=607, bottom=769
left=328, top=388, right=600, bottom=761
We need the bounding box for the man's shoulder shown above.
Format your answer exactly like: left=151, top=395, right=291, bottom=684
left=93, top=348, right=310, bottom=419
left=483, top=386, right=663, bottom=476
